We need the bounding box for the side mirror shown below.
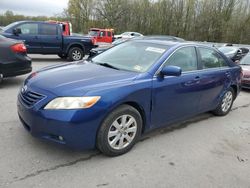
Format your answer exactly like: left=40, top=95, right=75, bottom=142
left=13, top=28, right=21, bottom=35
left=160, top=66, right=182, bottom=77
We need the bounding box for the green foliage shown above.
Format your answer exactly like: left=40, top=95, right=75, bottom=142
left=0, top=11, right=68, bottom=28
left=1, top=0, right=250, bottom=44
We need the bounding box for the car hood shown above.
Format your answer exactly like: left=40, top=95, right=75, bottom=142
left=241, top=65, right=250, bottom=74
left=27, top=61, right=139, bottom=96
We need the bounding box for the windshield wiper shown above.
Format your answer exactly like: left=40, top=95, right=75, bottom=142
left=240, top=64, right=250, bottom=65
left=97, top=63, right=120, bottom=70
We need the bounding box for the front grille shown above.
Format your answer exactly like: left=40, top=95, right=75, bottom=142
left=19, top=90, right=45, bottom=107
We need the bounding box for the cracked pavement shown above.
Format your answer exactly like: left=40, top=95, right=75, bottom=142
left=0, top=55, right=250, bottom=188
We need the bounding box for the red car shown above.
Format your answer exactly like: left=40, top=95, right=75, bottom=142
left=239, top=53, right=250, bottom=89
left=88, top=28, right=114, bottom=43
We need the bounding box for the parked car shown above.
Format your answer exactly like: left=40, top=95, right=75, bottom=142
left=144, top=35, right=185, bottom=42
left=0, top=21, right=96, bottom=61
left=89, top=38, right=131, bottom=58
left=17, top=40, right=241, bottom=156
left=218, top=46, right=249, bottom=62
left=89, top=35, right=185, bottom=58
left=114, top=32, right=143, bottom=39
left=0, top=35, right=32, bottom=81
left=239, top=53, right=250, bottom=89
left=88, top=28, right=114, bottom=43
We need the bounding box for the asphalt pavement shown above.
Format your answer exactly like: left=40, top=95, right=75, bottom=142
left=0, top=54, right=250, bottom=188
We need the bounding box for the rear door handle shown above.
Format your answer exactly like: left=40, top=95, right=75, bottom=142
left=226, top=72, right=231, bottom=78
left=194, top=76, right=200, bottom=80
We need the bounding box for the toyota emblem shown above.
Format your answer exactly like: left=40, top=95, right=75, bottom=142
left=21, top=85, right=28, bottom=93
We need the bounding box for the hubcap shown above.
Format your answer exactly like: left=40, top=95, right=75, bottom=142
left=72, top=50, right=82, bottom=60
left=108, top=115, right=137, bottom=150
left=221, top=91, right=233, bottom=113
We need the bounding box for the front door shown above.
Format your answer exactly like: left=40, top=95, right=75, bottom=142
left=11, top=23, right=41, bottom=53
left=152, top=46, right=201, bottom=128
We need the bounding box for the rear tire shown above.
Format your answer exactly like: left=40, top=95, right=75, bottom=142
left=68, top=47, right=84, bottom=61
left=212, top=87, right=234, bottom=116
left=97, top=105, right=142, bottom=156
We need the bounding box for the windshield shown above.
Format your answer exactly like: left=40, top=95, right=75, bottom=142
left=2, top=22, right=19, bottom=32
left=88, top=30, right=99, bottom=36
left=218, top=47, right=237, bottom=54
left=92, top=41, right=169, bottom=72
left=240, top=55, right=250, bottom=65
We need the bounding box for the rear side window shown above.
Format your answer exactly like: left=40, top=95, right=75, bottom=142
left=40, top=24, right=57, bottom=35
left=199, top=48, right=228, bottom=69
left=164, top=46, right=198, bottom=72
left=107, top=32, right=111, bottom=37
left=17, top=23, right=38, bottom=35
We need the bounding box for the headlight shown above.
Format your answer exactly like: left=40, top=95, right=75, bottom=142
left=44, top=96, right=101, bottom=110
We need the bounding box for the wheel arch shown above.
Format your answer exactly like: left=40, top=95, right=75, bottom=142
left=123, top=101, right=147, bottom=134
left=96, top=101, right=147, bottom=142
left=230, top=84, right=238, bottom=100
left=66, top=43, right=85, bottom=54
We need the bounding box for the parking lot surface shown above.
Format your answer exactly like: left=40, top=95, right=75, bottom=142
left=0, top=55, right=250, bottom=188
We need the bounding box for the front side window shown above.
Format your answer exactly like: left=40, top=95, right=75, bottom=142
left=164, top=46, right=198, bottom=72
left=40, top=24, right=57, bottom=35
left=199, top=48, right=228, bottom=69
left=17, top=23, right=38, bottom=35
left=100, top=31, right=106, bottom=37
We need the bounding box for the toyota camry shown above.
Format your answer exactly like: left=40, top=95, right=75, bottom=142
left=17, top=40, right=241, bottom=156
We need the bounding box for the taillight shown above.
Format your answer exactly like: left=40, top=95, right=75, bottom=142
left=11, top=43, right=27, bottom=53
left=91, top=38, right=97, bottom=45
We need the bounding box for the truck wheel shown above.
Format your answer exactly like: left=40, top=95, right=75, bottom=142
left=97, top=105, right=142, bottom=156
left=68, top=47, right=84, bottom=61
left=58, top=54, right=67, bottom=59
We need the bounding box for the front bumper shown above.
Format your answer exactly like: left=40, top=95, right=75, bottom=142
left=17, top=91, right=105, bottom=150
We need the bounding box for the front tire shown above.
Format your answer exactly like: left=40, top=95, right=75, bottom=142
left=68, top=47, right=84, bottom=61
left=212, top=87, right=234, bottom=116
left=97, top=105, right=142, bottom=156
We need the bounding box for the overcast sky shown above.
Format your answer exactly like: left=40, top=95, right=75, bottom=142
left=0, top=0, right=69, bottom=16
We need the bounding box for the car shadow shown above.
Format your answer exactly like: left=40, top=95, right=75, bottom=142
left=241, top=88, right=250, bottom=93
left=0, top=77, right=25, bottom=89
left=31, top=58, right=67, bottom=62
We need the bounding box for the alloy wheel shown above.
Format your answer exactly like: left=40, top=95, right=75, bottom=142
left=108, top=115, right=137, bottom=150
left=221, top=91, right=233, bottom=113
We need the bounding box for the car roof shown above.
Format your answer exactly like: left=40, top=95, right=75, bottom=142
left=130, top=39, right=199, bottom=48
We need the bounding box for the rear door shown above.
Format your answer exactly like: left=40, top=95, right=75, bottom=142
left=39, top=23, right=62, bottom=54
left=197, top=47, right=232, bottom=111
left=152, top=46, right=202, bottom=128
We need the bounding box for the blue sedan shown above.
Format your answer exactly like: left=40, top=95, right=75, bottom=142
left=17, top=40, right=241, bottom=156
